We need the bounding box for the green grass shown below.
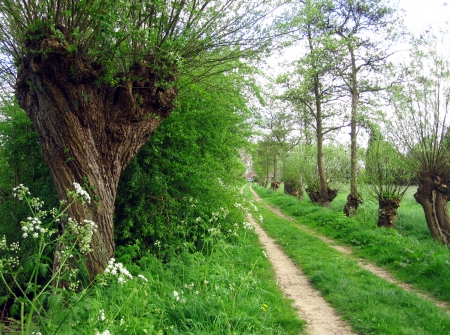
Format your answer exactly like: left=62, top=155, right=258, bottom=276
left=23, top=222, right=305, bottom=335
left=249, top=183, right=450, bottom=305
left=245, top=184, right=450, bottom=334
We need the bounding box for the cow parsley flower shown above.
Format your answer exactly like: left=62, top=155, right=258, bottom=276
left=21, top=217, right=46, bottom=239
left=12, top=184, right=30, bottom=200
left=104, top=258, right=133, bottom=284
left=73, top=182, right=91, bottom=204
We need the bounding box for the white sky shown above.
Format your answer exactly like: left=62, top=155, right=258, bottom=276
left=398, top=0, right=450, bottom=34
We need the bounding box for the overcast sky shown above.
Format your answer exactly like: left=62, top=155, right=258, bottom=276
left=398, top=0, right=450, bottom=33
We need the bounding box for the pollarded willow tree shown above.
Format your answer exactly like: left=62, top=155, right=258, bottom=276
left=388, top=37, right=450, bottom=243
left=364, top=125, right=412, bottom=228
left=0, top=0, right=284, bottom=279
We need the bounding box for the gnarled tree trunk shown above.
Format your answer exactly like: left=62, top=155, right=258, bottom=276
left=377, top=198, right=400, bottom=228
left=414, top=172, right=450, bottom=244
left=306, top=183, right=337, bottom=207
left=344, top=193, right=362, bottom=218
left=284, top=177, right=303, bottom=200
left=16, top=39, right=177, bottom=279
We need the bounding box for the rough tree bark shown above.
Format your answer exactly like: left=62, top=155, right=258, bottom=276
left=284, top=177, right=303, bottom=200
left=16, top=39, right=177, bottom=279
left=414, top=172, right=450, bottom=244
left=377, top=198, right=400, bottom=228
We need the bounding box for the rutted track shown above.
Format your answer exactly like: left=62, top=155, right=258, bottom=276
left=247, top=212, right=356, bottom=335
left=250, top=187, right=450, bottom=315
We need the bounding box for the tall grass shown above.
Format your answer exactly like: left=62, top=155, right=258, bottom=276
left=1, top=202, right=305, bottom=334
left=52, top=227, right=305, bottom=335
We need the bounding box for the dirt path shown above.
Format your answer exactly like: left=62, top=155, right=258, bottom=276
left=247, top=213, right=356, bottom=335
left=250, top=187, right=450, bottom=314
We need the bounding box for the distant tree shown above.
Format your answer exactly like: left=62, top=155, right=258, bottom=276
left=278, top=0, right=347, bottom=207
left=0, top=0, right=282, bottom=278
left=364, top=126, right=412, bottom=228
left=283, top=144, right=316, bottom=200
left=254, top=137, right=281, bottom=188
left=325, top=0, right=401, bottom=217
left=388, top=38, right=450, bottom=243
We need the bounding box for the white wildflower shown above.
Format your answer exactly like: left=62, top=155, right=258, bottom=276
left=98, top=309, right=105, bottom=321
left=138, top=274, right=148, bottom=282
left=73, top=182, right=91, bottom=204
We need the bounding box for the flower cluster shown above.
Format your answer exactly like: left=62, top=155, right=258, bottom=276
left=21, top=217, right=46, bottom=239
left=104, top=258, right=133, bottom=284
left=98, top=309, right=106, bottom=321
left=207, top=227, right=220, bottom=236
left=12, top=184, right=30, bottom=200
left=261, top=303, right=268, bottom=313
left=242, top=221, right=254, bottom=230
left=66, top=218, right=98, bottom=254
left=95, top=330, right=111, bottom=335
left=0, top=236, right=20, bottom=269
left=30, top=197, right=45, bottom=211
left=173, top=290, right=186, bottom=303
left=234, top=202, right=249, bottom=213
left=73, top=182, right=91, bottom=204
left=249, top=202, right=258, bottom=212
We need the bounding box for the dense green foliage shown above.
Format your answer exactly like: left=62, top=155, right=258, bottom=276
left=0, top=102, right=58, bottom=307
left=114, top=73, right=253, bottom=256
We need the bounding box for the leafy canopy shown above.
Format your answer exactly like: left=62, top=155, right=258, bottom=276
left=0, top=0, right=285, bottom=84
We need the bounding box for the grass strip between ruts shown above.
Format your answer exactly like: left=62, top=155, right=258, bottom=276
left=245, top=185, right=450, bottom=335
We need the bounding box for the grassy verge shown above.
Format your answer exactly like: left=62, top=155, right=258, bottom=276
left=244, top=184, right=450, bottom=335
left=249, top=183, right=450, bottom=305
left=34, top=220, right=305, bottom=335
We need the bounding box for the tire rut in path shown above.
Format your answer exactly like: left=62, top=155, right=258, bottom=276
left=250, top=188, right=450, bottom=314
left=247, top=212, right=356, bottom=335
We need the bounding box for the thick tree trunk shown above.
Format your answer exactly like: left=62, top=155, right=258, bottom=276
left=284, top=177, right=303, bottom=200
left=414, top=172, right=450, bottom=244
left=377, top=198, right=400, bottom=228
left=306, top=185, right=337, bottom=206
left=16, top=39, right=177, bottom=279
left=343, top=193, right=362, bottom=217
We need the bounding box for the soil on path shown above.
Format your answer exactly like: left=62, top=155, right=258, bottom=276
left=247, top=213, right=356, bottom=335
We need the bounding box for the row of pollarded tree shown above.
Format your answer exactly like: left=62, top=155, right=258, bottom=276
left=254, top=1, right=450, bottom=245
